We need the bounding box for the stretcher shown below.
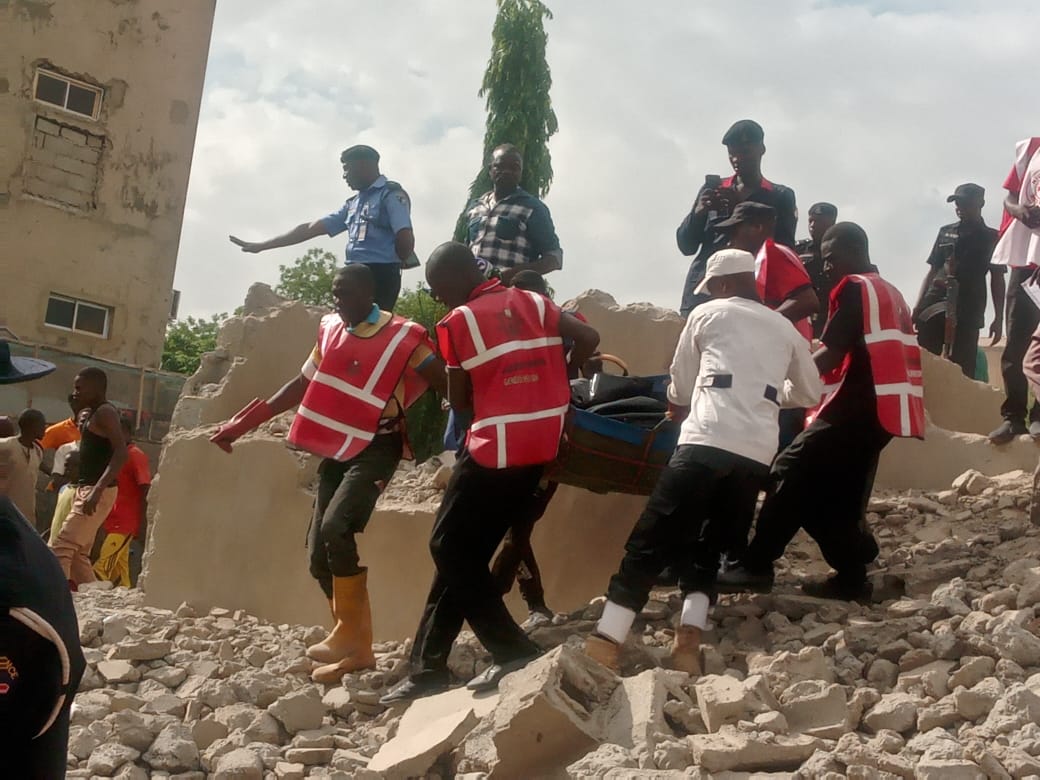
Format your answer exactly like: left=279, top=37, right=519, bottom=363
left=547, top=356, right=680, bottom=496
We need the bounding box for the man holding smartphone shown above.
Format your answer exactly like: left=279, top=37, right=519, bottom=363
left=676, top=120, right=798, bottom=317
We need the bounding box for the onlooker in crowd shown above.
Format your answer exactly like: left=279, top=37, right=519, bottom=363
left=720, top=223, right=924, bottom=601
left=49, top=450, right=80, bottom=544
left=211, top=264, right=446, bottom=684
left=51, top=440, right=80, bottom=492
left=40, top=394, right=82, bottom=454
left=230, top=145, right=417, bottom=311
left=913, top=183, right=1003, bottom=378
left=796, top=202, right=839, bottom=337
left=0, top=340, right=84, bottom=778
left=94, top=417, right=152, bottom=588
left=989, top=138, right=1040, bottom=444
left=677, top=120, right=798, bottom=316
left=0, top=409, right=47, bottom=524
left=49, top=368, right=127, bottom=588
left=464, top=144, right=563, bottom=284
left=583, top=249, right=820, bottom=673
left=381, top=242, right=599, bottom=704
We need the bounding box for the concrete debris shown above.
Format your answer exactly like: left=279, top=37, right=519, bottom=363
left=64, top=466, right=1040, bottom=775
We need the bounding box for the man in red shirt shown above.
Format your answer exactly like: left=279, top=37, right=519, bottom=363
left=94, top=417, right=151, bottom=587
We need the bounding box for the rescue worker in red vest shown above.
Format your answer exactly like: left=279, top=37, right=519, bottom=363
left=381, top=242, right=601, bottom=704
left=210, top=264, right=446, bottom=683
left=719, top=222, right=925, bottom=601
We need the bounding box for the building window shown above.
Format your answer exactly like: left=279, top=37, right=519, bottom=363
left=33, top=69, right=103, bottom=120
left=44, top=294, right=111, bottom=338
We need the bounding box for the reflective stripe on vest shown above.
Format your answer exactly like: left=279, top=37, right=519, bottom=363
left=814, top=274, right=925, bottom=439
left=288, top=314, right=429, bottom=461
left=443, top=285, right=570, bottom=469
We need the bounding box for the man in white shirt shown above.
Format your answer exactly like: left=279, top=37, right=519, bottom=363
left=583, top=249, right=821, bottom=675
left=989, top=137, right=1040, bottom=444
left=0, top=409, right=47, bottom=524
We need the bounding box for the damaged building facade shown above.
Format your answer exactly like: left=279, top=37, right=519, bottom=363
left=0, top=0, right=216, bottom=451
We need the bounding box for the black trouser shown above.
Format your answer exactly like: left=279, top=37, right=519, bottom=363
left=362, top=263, right=403, bottom=312
left=407, top=450, right=543, bottom=683
left=607, top=445, right=769, bottom=612
left=490, top=480, right=558, bottom=611
left=778, top=407, right=806, bottom=452
left=1001, top=266, right=1040, bottom=423
left=307, top=434, right=402, bottom=597
left=743, top=416, right=890, bottom=584
left=917, top=314, right=980, bottom=379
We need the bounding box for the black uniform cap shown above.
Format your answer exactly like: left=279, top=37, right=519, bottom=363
left=947, top=183, right=985, bottom=202
left=714, top=201, right=776, bottom=230
left=340, top=145, right=380, bottom=164
left=808, top=202, right=838, bottom=218
left=722, top=120, right=764, bottom=146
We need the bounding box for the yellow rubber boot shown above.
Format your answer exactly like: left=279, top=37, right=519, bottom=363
left=307, top=575, right=362, bottom=663
left=311, top=573, right=377, bottom=684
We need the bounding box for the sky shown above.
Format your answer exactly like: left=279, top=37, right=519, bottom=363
left=174, top=0, right=1040, bottom=332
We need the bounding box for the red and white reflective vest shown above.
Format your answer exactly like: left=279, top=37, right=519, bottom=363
left=813, top=273, right=925, bottom=439
left=438, top=280, right=571, bottom=469
left=288, top=313, right=431, bottom=461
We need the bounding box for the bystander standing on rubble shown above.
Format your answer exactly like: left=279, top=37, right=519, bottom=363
left=381, top=242, right=599, bottom=704
left=49, top=367, right=127, bottom=589
left=913, top=183, right=1003, bottom=379
left=229, top=144, right=417, bottom=311
left=676, top=120, right=798, bottom=316
left=989, top=137, right=1040, bottom=444
left=721, top=223, right=924, bottom=601
left=583, top=249, right=821, bottom=674
left=796, top=201, right=839, bottom=337
left=463, top=144, right=563, bottom=285
left=210, top=264, right=446, bottom=684
left=0, top=408, right=47, bottom=523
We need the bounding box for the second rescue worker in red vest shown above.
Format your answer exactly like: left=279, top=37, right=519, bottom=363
left=720, top=223, right=925, bottom=601
left=210, top=265, right=447, bottom=683
left=381, top=242, right=600, bottom=704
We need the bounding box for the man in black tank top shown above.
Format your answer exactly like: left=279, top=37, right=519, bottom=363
left=49, top=367, right=127, bottom=587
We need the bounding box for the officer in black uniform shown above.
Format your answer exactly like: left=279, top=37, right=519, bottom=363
left=795, top=202, right=839, bottom=338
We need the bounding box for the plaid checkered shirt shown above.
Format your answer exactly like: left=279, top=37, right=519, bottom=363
left=465, top=187, right=561, bottom=269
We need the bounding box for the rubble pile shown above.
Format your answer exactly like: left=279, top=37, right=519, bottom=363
left=69, top=468, right=1040, bottom=778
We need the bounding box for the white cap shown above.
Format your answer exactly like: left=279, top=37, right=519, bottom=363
left=694, top=248, right=756, bottom=294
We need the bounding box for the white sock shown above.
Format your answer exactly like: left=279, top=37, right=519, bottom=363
left=596, top=601, right=636, bottom=645
left=680, top=592, right=710, bottom=630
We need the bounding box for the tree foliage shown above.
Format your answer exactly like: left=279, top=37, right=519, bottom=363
left=161, top=314, right=227, bottom=375
left=396, top=285, right=450, bottom=462
left=454, top=0, right=558, bottom=240
left=275, top=248, right=339, bottom=307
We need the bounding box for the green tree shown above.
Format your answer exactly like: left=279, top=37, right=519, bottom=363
left=395, top=285, right=450, bottom=462
left=275, top=248, right=338, bottom=306
left=454, top=0, right=558, bottom=240
left=161, top=314, right=227, bottom=375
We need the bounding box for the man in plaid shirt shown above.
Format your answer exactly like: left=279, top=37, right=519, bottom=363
left=464, top=144, right=563, bottom=284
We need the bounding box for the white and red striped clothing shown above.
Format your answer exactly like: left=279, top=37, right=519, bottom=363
left=814, top=273, right=925, bottom=439
left=437, top=279, right=570, bottom=469
left=288, top=311, right=432, bottom=461
left=993, top=137, right=1040, bottom=269
left=755, top=238, right=814, bottom=340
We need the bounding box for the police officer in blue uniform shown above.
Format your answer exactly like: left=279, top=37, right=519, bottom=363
left=230, top=145, right=416, bottom=311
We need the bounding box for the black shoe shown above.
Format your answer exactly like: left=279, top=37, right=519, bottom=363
left=466, top=652, right=540, bottom=693
left=801, top=575, right=872, bottom=603
left=1029, top=420, right=1040, bottom=440
left=989, top=419, right=1027, bottom=445
left=378, top=676, right=450, bottom=705
left=716, top=565, right=775, bottom=594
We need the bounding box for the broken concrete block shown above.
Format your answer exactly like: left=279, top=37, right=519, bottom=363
left=954, top=677, right=1004, bottom=722
left=366, top=706, right=478, bottom=779
left=746, top=646, right=834, bottom=693
left=688, top=726, right=821, bottom=773
left=457, top=645, right=620, bottom=777
left=97, top=660, right=140, bottom=684
left=603, top=667, right=689, bottom=759
left=952, top=469, right=993, bottom=496
left=694, top=675, right=749, bottom=733
left=915, top=758, right=986, bottom=779
left=566, top=743, right=638, bottom=777
left=780, top=682, right=848, bottom=739
left=862, top=693, right=920, bottom=734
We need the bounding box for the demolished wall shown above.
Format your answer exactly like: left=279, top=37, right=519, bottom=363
left=143, top=286, right=1039, bottom=638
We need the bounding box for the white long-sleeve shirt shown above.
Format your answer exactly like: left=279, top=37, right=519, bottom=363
left=667, top=296, right=823, bottom=466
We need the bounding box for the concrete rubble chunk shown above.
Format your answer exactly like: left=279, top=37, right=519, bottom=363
left=688, top=727, right=822, bottom=773
left=97, top=659, right=140, bottom=684
left=457, top=645, right=620, bottom=777
left=948, top=656, right=996, bottom=690
left=566, top=743, right=638, bottom=777
left=604, top=667, right=690, bottom=757
left=780, top=682, right=848, bottom=739
left=953, top=677, right=1004, bottom=721
left=367, top=706, right=478, bottom=779
left=862, top=693, right=920, bottom=734
left=86, top=741, right=140, bottom=774
left=143, top=722, right=201, bottom=772
left=915, top=758, right=986, bottom=779
left=108, top=639, right=174, bottom=661
left=267, top=688, right=326, bottom=734
left=952, top=469, right=993, bottom=496
left=211, top=747, right=264, bottom=779
left=695, top=674, right=750, bottom=733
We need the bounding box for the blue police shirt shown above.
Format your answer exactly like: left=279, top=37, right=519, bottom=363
left=322, top=176, right=412, bottom=266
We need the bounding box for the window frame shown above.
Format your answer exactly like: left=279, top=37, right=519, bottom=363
left=33, top=68, right=103, bottom=121
left=44, top=293, right=112, bottom=339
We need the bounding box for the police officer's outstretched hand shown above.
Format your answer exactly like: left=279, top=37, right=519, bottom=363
left=229, top=235, right=263, bottom=253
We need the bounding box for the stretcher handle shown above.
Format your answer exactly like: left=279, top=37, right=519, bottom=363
left=596, top=353, right=630, bottom=377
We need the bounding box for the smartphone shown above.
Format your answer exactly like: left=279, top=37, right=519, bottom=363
left=704, top=175, right=723, bottom=221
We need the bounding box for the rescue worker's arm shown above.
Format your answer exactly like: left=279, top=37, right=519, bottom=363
left=446, top=368, right=473, bottom=413
left=229, top=220, right=327, bottom=253
left=775, top=287, right=819, bottom=325
left=558, top=315, right=600, bottom=376
left=677, top=184, right=714, bottom=256
left=394, top=228, right=415, bottom=262
left=209, top=375, right=309, bottom=452
left=782, top=337, right=824, bottom=409
left=665, top=313, right=702, bottom=422
left=416, top=355, right=448, bottom=399
left=82, top=405, right=127, bottom=516
left=813, top=284, right=861, bottom=375
left=1006, top=190, right=1040, bottom=229
left=989, top=267, right=1006, bottom=345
